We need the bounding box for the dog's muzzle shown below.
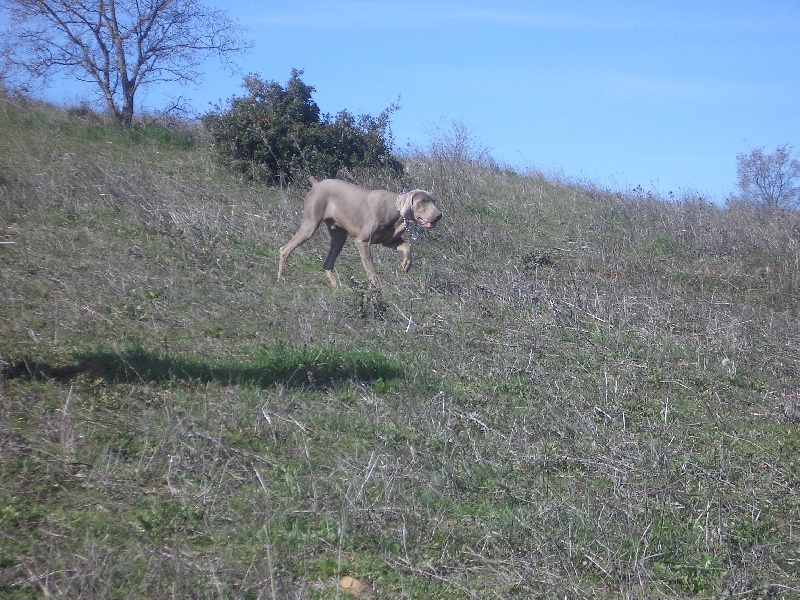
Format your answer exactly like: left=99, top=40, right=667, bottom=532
left=417, top=216, right=438, bottom=229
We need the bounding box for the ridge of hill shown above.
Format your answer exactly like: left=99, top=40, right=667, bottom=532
left=1, top=97, right=799, bottom=598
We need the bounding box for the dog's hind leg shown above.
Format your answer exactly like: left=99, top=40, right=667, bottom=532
left=277, top=219, right=320, bottom=282
left=322, top=225, right=348, bottom=286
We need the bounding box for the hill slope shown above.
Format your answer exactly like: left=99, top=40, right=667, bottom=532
left=1, top=97, right=799, bottom=598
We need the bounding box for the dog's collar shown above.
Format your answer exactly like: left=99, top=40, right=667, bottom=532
left=396, top=190, right=413, bottom=217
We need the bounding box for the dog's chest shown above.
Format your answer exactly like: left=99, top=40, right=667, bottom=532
left=369, top=218, right=404, bottom=243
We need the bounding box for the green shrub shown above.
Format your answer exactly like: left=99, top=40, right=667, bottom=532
left=202, top=69, right=403, bottom=183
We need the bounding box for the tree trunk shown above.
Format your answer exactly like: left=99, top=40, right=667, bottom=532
left=120, top=89, right=135, bottom=127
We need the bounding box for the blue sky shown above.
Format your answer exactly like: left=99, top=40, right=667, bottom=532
left=36, top=0, right=800, bottom=201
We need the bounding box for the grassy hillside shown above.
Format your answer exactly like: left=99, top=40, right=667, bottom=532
left=1, top=96, right=799, bottom=599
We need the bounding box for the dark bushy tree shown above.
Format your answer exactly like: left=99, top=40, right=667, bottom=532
left=203, top=70, right=402, bottom=184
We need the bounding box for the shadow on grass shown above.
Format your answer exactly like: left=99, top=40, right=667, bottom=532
left=2, top=344, right=403, bottom=389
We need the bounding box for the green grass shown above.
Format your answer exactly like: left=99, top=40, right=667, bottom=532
left=1, top=96, right=799, bottom=598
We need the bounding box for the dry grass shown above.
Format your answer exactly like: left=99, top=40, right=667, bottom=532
left=1, top=97, right=799, bottom=598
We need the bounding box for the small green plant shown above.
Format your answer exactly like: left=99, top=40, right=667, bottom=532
left=346, top=276, right=389, bottom=320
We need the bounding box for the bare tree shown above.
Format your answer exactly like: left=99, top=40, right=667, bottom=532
left=735, top=144, right=800, bottom=209
left=1, top=0, right=250, bottom=126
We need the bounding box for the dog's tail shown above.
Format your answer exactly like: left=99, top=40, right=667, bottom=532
left=308, top=176, right=319, bottom=187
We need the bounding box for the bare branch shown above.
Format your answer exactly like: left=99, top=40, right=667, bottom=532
left=736, top=144, right=800, bottom=209
left=2, top=0, right=250, bottom=125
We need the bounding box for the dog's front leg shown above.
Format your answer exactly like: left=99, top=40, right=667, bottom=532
left=386, top=239, right=412, bottom=272
left=354, top=239, right=379, bottom=285
left=397, top=241, right=412, bottom=272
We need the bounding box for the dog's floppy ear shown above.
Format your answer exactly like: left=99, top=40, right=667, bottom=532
left=396, top=191, right=414, bottom=217
left=411, top=190, right=434, bottom=208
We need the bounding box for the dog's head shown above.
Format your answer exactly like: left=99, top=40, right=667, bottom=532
left=399, top=190, right=442, bottom=229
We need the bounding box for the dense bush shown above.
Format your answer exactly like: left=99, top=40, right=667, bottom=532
left=202, top=69, right=403, bottom=183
